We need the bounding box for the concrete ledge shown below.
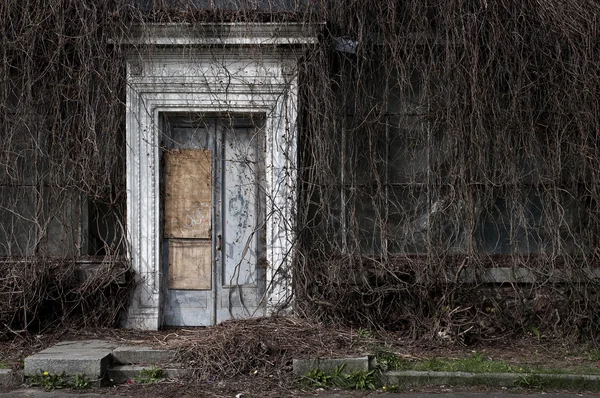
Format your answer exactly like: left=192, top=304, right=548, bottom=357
left=0, top=369, right=22, bottom=386
left=456, top=267, right=600, bottom=284
left=382, top=370, right=600, bottom=389
left=112, top=347, right=177, bottom=365
left=107, top=365, right=190, bottom=384
left=293, top=357, right=370, bottom=376
left=75, top=262, right=128, bottom=285
left=122, top=23, right=323, bottom=46
left=382, top=370, right=517, bottom=387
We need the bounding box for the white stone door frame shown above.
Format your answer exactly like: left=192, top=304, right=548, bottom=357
left=123, top=23, right=320, bottom=329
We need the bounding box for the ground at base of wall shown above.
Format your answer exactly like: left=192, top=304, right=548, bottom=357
left=3, top=380, right=600, bottom=398
left=1, top=317, right=600, bottom=396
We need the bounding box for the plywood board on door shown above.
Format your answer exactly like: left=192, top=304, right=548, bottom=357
left=164, top=149, right=212, bottom=239
left=168, top=239, right=212, bottom=290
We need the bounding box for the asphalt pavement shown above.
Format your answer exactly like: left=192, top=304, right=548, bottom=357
left=1, top=391, right=600, bottom=398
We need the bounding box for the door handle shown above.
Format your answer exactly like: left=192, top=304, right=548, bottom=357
left=217, top=235, right=222, bottom=251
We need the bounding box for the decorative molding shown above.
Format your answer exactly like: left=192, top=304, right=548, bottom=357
left=124, top=25, right=317, bottom=329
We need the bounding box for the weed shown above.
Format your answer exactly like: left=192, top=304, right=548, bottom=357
left=31, top=370, right=68, bottom=391
left=529, top=326, right=542, bottom=341
left=515, top=374, right=546, bottom=389
left=0, top=362, right=7, bottom=369
left=451, top=352, right=518, bottom=373
left=342, top=369, right=377, bottom=390
left=375, top=350, right=404, bottom=371
left=304, top=368, right=332, bottom=387
left=303, top=365, right=379, bottom=391
left=135, top=366, right=165, bottom=383
left=72, top=374, right=90, bottom=389
left=356, top=328, right=373, bottom=339
left=587, top=350, right=600, bottom=361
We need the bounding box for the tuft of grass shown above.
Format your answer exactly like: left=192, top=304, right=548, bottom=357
left=356, top=328, right=373, bottom=339
left=135, top=366, right=165, bottom=384
left=30, top=371, right=68, bottom=391
left=303, top=365, right=379, bottom=391
left=388, top=352, right=519, bottom=373
left=376, top=351, right=600, bottom=376
left=304, top=367, right=332, bottom=387
left=587, top=350, right=600, bottom=361
left=375, top=350, right=404, bottom=371
left=72, top=374, right=90, bottom=389
left=341, top=369, right=377, bottom=390
left=515, top=374, right=546, bottom=389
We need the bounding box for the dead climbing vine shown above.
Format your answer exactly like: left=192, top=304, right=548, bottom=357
left=0, top=259, right=132, bottom=339
left=295, top=0, right=600, bottom=342
left=0, top=0, right=599, bottom=342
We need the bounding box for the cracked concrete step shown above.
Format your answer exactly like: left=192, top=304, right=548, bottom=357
left=111, top=346, right=177, bottom=365
left=107, top=365, right=190, bottom=384
left=24, top=340, right=117, bottom=382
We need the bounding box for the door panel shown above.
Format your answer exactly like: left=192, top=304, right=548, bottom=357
left=222, top=127, right=260, bottom=287
left=162, top=115, right=266, bottom=327
left=162, top=119, right=216, bottom=326
left=216, top=122, right=266, bottom=323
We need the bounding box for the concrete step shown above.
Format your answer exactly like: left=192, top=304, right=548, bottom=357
left=24, top=340, right=117, bottom=383
left=107, top=365, right=190, bottom=384
left=23, top=340, right=182, bottom=387
left=112, top=346, right=177, bottom=365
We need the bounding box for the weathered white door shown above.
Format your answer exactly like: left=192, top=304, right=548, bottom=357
left=161, top=115, right=266, bottom=326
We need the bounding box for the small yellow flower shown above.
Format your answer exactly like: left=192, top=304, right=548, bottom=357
left=253, top=370, right=258, bottom=375
left=43, top=371, right=49, bottom=376
left=382, top=386, right=387, bottom=390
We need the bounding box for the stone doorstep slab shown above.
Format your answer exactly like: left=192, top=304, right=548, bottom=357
left=111, top=346, right=177, bottom=365
left=382, top=370, right=600, bottom=389
left=24, top=340, right=117, bottom=380
left=107, top=365, right=190, bottom=384
left=292, top=357, right=370, bottom=376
